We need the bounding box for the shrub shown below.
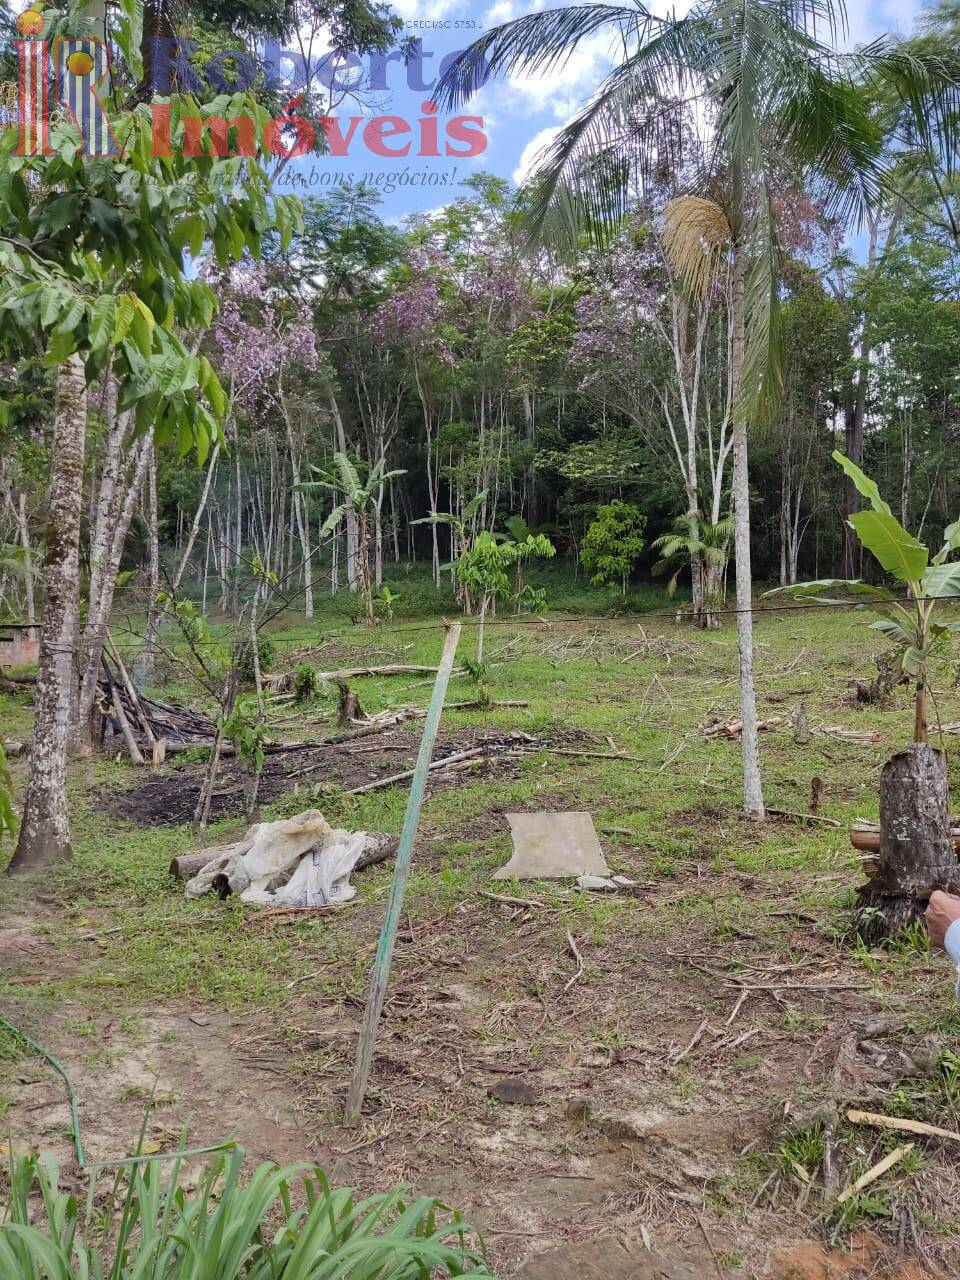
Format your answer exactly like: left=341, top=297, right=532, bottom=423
left=232, top=633, right=276, bottom=683
left=293, top=662, right=320, bottom=701
left=580, top=500, right=646, bottom=594
left=0, top=1147, right=496, bottom=1278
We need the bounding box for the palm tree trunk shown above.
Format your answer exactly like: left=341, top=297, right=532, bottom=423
left=8, top=355, right=87, bottom=872
left=730, top=242, right=765, bottom=820
left=140, top=447, right=161, bottom=681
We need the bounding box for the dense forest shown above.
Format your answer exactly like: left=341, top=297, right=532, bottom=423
left=3, top=161, right=960, bottom=622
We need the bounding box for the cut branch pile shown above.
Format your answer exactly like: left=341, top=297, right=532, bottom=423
left=97, top=653, right=216, bottom=760
left=699, top=713, right=788, bottom=738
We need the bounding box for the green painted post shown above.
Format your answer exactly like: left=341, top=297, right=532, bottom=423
left=343, top=622, right=462, bottom=1126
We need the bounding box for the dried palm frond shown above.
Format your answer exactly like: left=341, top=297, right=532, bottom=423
left=661, top=195, right=731, bottom=298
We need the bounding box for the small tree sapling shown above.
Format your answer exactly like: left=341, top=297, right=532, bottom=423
left=581, top=501, right=646, bottom=596
left=414, top=491, right=488, bottom=612
left=504, top=516, right=556, bottom=612
left=304, top=454, right=407, bottom=627
left=456, top=532, right=515, bottom=661
left=769, top=453, right=960, bottom=745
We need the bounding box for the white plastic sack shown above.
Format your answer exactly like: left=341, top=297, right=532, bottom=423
left=183, top=810, right=370, bottom=908
left=246, top=831, right=370, bottom=907
left=227, top=810, right=331, bottom=898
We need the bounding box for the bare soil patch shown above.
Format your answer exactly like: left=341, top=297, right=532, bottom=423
left=104, top=729, right=541, bottom=826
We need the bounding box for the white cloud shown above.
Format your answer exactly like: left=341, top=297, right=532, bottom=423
left=512, top=124, right=561, bottom=184
left=500, top=29, right=615, bottom=119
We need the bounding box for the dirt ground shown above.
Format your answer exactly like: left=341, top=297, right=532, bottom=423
left=105, top=728, right=544, bottom=825
left=3, top=816, right=959, bottom=1279
left=4, top=612, right=960, bottom=1277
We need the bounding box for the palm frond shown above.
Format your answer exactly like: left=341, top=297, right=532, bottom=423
left=661, top=196, right=731, bottom=298
left=432, top=3, right=648, bottom=110
left=859, top=38, right=960, bottom=177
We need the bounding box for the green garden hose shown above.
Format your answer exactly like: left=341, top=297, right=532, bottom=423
left=0, top=1015, right=84, bottom=1168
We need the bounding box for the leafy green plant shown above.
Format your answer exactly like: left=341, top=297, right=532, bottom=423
left=0, top=742, right=16, bottom=846
left=769, top=452, right=960, bottom=743
left=375, top=585, right=401, bottom=621
left=580, top=501, right=646, bottom=595
left=220, top=695, right=267, bottom=821
left=652, top=515, right=734, bottom=626
left=232, top=633, right=276, bottom=685
left=516, top=584, right=549, bottom=615
left=0, top=1147, right=495, bottom=1278
left=303, top=453, right=407, bottom=627
left=503, top=516, right=556, bottom=612
left=293, top=662, right=320, bottom=702
left=456, top=531, right=516, bottom=661
left=414, top=491, right=489, bottom=612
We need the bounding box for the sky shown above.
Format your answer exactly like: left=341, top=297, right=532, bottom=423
left=275, top=0, right=932, bottom=221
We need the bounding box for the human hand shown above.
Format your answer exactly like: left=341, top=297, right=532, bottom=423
left=925, top=891, right=960, bottom=950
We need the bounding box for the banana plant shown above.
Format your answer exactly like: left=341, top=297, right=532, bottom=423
left=303, top=454, right=407, bottom=627
left=413, top=490, right=489, bottom=612
left=767, top=451, right=960, bottom=743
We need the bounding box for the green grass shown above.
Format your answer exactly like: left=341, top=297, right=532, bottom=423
left=4, top=593, right=911, bottom=1011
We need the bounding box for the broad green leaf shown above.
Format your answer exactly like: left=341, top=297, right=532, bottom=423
left=832, top=451, right=892, bottom=517
left=58, top=296, right=85, bottom=333
left=43, top=329, right=78, bottom=365
left=173, top=214, right=205, bottom=258
left=870, top=617, right=912, bottom=646
left=88, top=296, right=116, bottom=353
left=113, top=295, right=136, bottom=345
left=39, top=286, right=65, bottom=328
left=763, top=579, right=896, bottom=602
left=922, top=562, right=960, bottom=598
left=901, top=645, right=924, bottom=677
left=848, top=510, right=928, bottom=583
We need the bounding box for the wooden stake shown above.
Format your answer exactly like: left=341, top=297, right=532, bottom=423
left=343, top=623, right=461, bottom=1126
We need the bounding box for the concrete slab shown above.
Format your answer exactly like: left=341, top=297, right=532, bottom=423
left=492, top=812, right=611, bottom=880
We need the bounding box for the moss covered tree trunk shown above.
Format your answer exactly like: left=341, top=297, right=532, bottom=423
left=8, top=356, right=87, bottom=873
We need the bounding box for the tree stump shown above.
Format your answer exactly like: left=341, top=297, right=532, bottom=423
left=854, top=744, right=960, bottom=941
left=335, top=679, right=366, bottom=728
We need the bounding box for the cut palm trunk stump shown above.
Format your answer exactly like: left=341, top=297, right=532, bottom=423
left=853, top=744, right=960, bottom=941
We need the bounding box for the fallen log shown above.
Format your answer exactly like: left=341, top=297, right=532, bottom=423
left=169, top=831, right=399, bottom=881
left=268, top=663, right=466, bottom=685
left=850, top=825, right=960, bottom=854
left=169, top=841, right=247, bottom=881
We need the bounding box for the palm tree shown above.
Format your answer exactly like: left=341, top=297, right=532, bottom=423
left=305, top=453, right=406, bottom=626
left=653, top=514, right=734, bottom=629
left=436, top=0, right=959, bottom=819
